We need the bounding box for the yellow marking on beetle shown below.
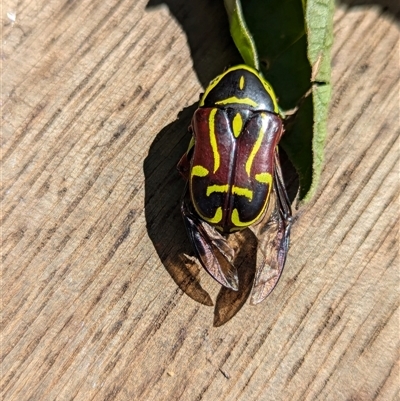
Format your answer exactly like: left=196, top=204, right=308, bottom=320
left=239, top=75, right=245, bottom=90
left=186, top=137, right=195, bottom=153
left=255, top=172, right=273, bottom=204
left=215, top=96, right=258, bottom=107
left=231, top=208, right=251, bottom=227
left=206, top=184, right=229, bottom=196
left=232, top=186, right=253, bottom=201
left=255, top=172, right=272, bottom=185
left=245, top=113, right=267, bottom=176
left=231, top=196, right=269, bottom=227
left=232, top=113, right=243, bottom=138
left=191, top=165, right=209, bottom=177
left=205, top=207, right=223, bottom=224
left=209, top=108, right=220, bottom=173
left=199, top=65, right=279, bottom=112
left=259, top=77, right=279, bottom=113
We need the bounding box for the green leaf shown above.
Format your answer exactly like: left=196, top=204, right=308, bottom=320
left=223, top=0, right=259, bottom=70
left=224, top=0, right=334, bottom=203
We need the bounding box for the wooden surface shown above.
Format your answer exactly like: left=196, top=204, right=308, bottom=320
left=1, top=0, right=399, bottom=400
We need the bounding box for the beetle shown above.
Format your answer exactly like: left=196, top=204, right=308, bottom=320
left=178, top=65, right=292, bottom=304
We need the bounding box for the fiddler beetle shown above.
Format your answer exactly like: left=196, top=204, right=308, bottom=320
left=178, top=65, right=292, bottom=304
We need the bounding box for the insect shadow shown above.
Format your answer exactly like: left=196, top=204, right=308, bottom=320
left=143, top=104, right=261, bottom=325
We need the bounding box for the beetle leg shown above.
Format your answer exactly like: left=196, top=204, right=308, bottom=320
left=250, top=148, right=292, bottom=304
left=181, top=186, right=239, bottom=291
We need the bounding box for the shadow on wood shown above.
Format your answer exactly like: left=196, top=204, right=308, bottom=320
left=146, top=0, right=241, bottom=88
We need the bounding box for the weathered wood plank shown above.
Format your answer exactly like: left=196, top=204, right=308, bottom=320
left=1, top=1, right=399, bottom=400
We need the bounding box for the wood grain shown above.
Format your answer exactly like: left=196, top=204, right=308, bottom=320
left=1, top=1, right=399, bottom=400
